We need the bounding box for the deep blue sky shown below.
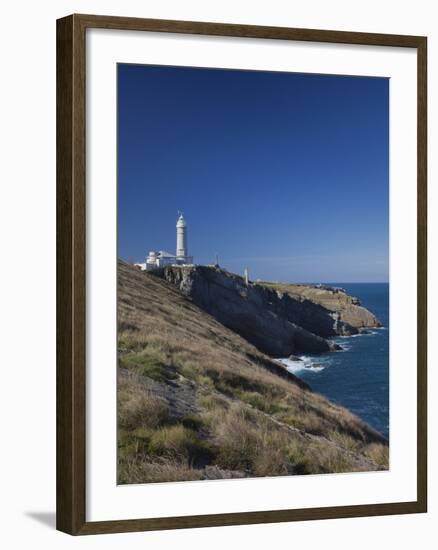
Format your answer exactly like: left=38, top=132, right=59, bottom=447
left=118, top=64, right=389, bottom=283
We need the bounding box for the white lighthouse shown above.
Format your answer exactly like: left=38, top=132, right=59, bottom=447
left=176, top=212, right=188, bottom=258
left=135, top=212, right=193, bottom=271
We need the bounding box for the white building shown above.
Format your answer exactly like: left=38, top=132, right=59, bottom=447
left=135, top=213, right=194, bottom=271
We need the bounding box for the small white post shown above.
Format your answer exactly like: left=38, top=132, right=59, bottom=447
left=244, top=268, right=249, bottom=286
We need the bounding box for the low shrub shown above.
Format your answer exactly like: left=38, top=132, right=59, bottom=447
left=118, top=378, right=169, bottom=431
left=329, top=429, right=362, bottom=453
left=181, top=414, right=205, bottom=431
left=118, top=457, right=204, bottom=484
left=197, top=393, right=228, bottom=411
left=120, top=350, right=178, bottom=383
left=239, top=391, right=283, bottom=415
left=364, top=443, right=389, bottom=468
left=148, top=425, right=214, bottom=466
left=210, top=404, right=290, bottom=474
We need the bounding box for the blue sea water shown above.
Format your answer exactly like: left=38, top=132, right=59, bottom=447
left=282, top=283, right=389, bottom=439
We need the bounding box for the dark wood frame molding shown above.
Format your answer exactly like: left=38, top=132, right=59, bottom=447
left=56, top=13, right=427, bottom=535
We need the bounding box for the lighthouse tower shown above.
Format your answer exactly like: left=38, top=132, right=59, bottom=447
left=136, top=213, right=193, bottom=271
left=176, top=212, right=188, bottom=259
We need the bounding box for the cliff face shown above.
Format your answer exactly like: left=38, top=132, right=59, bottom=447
left=261, top=282, right=382, bottom=331
left=161, top=266, right=381, bottom=357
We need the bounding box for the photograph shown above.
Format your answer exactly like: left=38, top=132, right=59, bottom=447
left=117, top=63, right=390, bottom=485
left=0, top=0, right=431, bottom=544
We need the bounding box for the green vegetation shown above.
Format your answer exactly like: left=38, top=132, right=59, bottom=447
left=120, top=349, right=178, bottom=383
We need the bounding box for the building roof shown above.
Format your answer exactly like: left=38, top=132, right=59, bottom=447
left=176, top=213, right=187, bottom=227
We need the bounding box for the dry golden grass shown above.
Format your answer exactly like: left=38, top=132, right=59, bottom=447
left=204, top=403, right=293, bottom=476
left=118, top=374, right=169, bottom=430
left=117, top=261, right=388, bottom=484
left=364, top=442, right=390, bottom=467
left=118, top=457, right=204, bottom=484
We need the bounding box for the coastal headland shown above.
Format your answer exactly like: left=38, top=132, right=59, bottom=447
left=162, top=265, right=381, bottom=357
left=118, top=260, right=387, bottom=484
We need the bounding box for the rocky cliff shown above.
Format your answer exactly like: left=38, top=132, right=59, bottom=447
left=160, top=266, right=381, bottom=357
left=261, top=282, right=382, bottom=331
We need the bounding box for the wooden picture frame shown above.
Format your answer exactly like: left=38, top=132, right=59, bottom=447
left=56, top=13, right=427, bottom=535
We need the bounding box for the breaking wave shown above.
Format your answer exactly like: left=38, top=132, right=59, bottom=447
left=277, top=356, right=326, bottom=374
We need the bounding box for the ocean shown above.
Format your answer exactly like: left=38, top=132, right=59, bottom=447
left=280, top=283, right=389, bottom=439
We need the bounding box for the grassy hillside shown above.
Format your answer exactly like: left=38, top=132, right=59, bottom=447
left=118, top=261, right=388, bottom=484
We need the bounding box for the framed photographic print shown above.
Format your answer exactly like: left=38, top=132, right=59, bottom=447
left=56, top=14, right=427, bottom=535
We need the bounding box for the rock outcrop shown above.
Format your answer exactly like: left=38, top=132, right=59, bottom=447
left=159, top=266, right=381, bottom=357
left=261, top=282, right=382, bottom=331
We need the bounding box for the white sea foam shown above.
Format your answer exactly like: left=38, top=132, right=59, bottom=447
left=337, top=344, right=352, bottom=351
left=277, top=357, right=325, bottom=374
left=355, top=330, right=380, bottom=336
